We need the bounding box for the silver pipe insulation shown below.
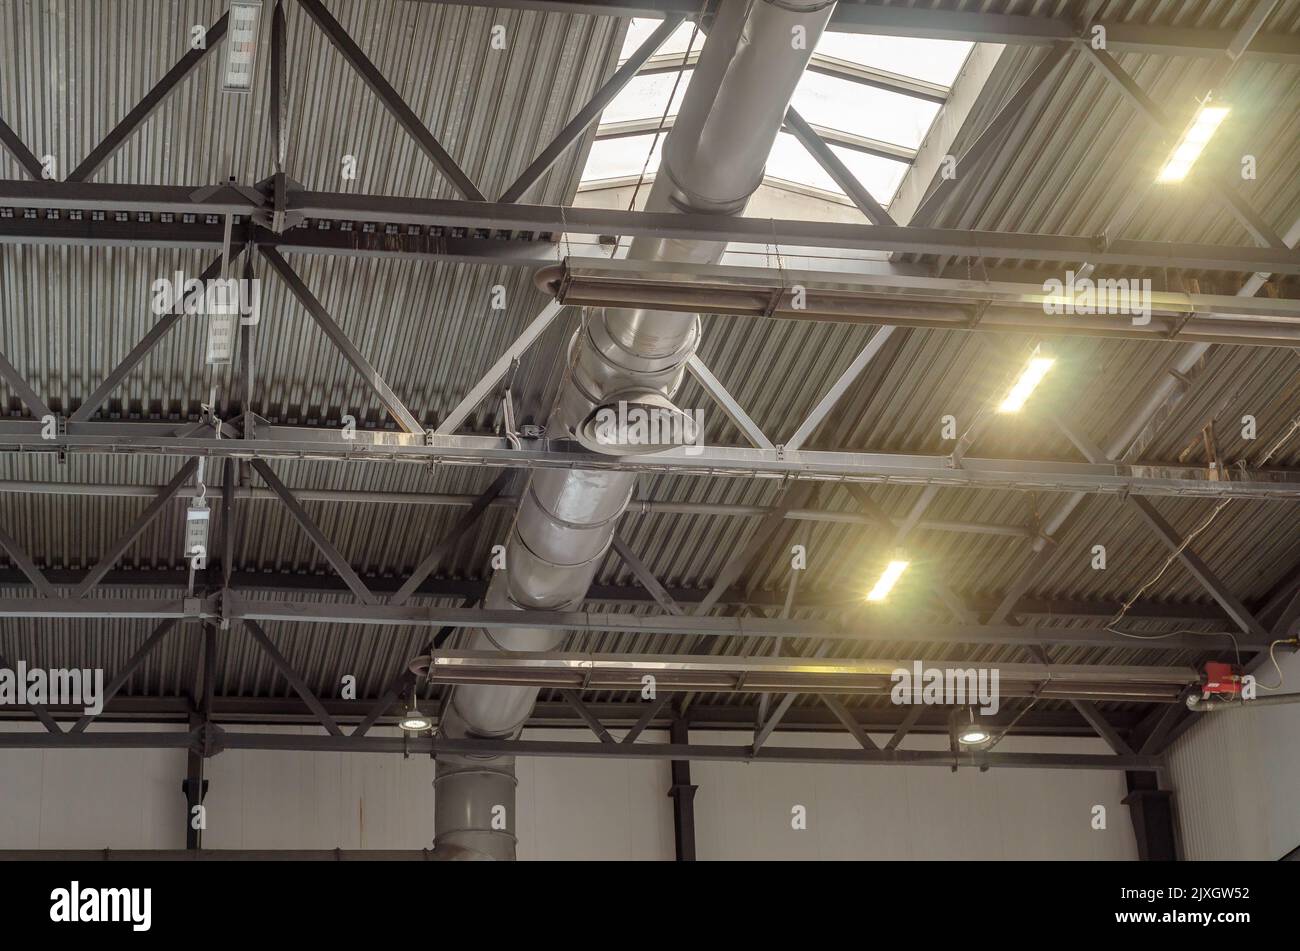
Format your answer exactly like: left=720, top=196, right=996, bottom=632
left=432, top=0, right=837, bottom=860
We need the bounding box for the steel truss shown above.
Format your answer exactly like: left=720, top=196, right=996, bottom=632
left=0, top=423, right=1294, bottom=500
left=1, top=0, right=1296, bottom=775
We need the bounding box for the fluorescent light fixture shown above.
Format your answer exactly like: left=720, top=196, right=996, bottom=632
left=222, top=1, right=264, bottom=94
left=185, top=500, right=210, bottom=568
left=865, top=559, right=909, bottom=602
left=997, top=353, right=1054, bottom=413
left=399, top=706, right=432, bottom=733
left=1156, top=105, right=1229, bottom=183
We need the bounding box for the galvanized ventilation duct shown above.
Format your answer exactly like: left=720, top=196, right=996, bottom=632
left=433, top=0, right=837, bottom=860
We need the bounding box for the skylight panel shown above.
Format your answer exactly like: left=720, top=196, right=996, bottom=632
left=790, top=73, right=940, bottom=150
left=584, top=133, right=664, bottom=183
left=767, top=132, right=908, bottom=203
left=618, top=17, right=699, bottom=62
left=583, top=22, right=981, bottom=209
left=814, top=34, right=973, bottom=87
left=603, top=70, right=693, bottom=125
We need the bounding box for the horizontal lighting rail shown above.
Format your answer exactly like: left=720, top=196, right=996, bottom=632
left=541, top=259, right=1300, bottom=347
left=418, top=650, right=1198, bottom=702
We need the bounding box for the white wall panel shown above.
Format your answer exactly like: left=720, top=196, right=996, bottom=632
left=1, top=723, right=1137, bottom=859
left=690, top=731, right=1136, bottom=860
left=1167, top=649, right=1300, bottom=860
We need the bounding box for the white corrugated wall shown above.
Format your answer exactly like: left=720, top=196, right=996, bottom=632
left=0, top=725, right=1136, bottom=859
left=1167, top=649, right=1300, bottom=860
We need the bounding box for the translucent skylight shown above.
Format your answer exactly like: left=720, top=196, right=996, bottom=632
left=618, top=19, right=700, bottom=61
left=790, top=73, right=941, bottom=150
left=813, top=33, right=973, bottom=86
left=585, top=21, right=975, bottom=209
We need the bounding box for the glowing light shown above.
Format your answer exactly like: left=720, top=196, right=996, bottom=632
left=997, top=355, right=1054, bottom=413
left=1156, top=105, right=1230, bottom=183
left=866, top=559, right=910, bottom=602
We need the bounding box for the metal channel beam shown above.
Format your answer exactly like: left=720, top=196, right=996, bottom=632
left=70, top=253, right=231, bottom=422
left=295, top=0, right=484, bottom=201
left=249, top=460, right=377, bottom=604
left=499, top=14, right=683, bottom=201
left=0, top=728, right=1165, bottom=770
left=0, top=353, right=52, bottom=420
left=5, top=182, right=1296, bottom=275
left=0, top=117, right=44, bottom=179
left=784, top=107, right=894, bottom=225
left=72, top=460, right=199, bottom=598
left=66, top=14, right=230, bottom=182
left=259, top=247, right=423, bottom=434
left=399, top=2, right=1300, bottom=62
left=3, top=428, right=1295, bottom=500
left=684, top=355, right=774, bottom=450
left=0, top=594, right=1268, bottom=653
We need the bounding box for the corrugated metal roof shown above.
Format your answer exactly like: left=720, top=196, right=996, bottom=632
left=0, top=0, right=1297, bottom=727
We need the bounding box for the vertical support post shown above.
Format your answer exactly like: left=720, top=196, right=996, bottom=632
left=1123, top=771, right=1180, bottom=861
left=667, top=718, right=698, bottom=862
left=183, top=624, right=217, bottom=850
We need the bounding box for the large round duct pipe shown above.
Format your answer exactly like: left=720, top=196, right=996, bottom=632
left=432, top=0, right=837, bottom=861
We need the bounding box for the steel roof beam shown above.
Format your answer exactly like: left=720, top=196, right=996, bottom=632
left=295, top=0, right=484, bottom=201
left=0, top=727, right=1164, bottom=769
left=260, top=247, right=424, bottom=434
left=1053, top=411, right=1270, bottom=641
left=0, top=524, right=54, bottom=597
left=0, top=594, right=1267, bottom=652
left=784, top=107, right=895, bottom=225
left=1080, top=43, right=1289, bottom=250
left=0, top=566, right=1233, bottom=625
left=0, top=476, right=1037, bottom=539
left=401, top=2, right=1300, bottom=63
left=434, top=300, right=566, bottom=435
left=0, top=116, right=44, bottom=180
left=243, top=619, right=344, bottom=736
left=5, top=181, right=1297, bottom=274
left=249, top=460, right=377, bottom=605
left=71, top=460, right=199, bottom=599
left=611, top=534, right=683, bottom=616
left=68, top=619, right=178, bottom=734
left=390, top=470, right=513, bottom=606
left=0, top=650, right=61, bottom=733
left=0, top=352, right=53, bottom=421
left=909, top=44, right=1072, bottom=228
left=499, top=13, right=684, bottom=202
left=684, top=355, right=774, bottom=451
left=66, top=13, right=230, bottom=183
left=3, top=427, right=1296, bottom=500
left=70, top=252, right=233, bottom=423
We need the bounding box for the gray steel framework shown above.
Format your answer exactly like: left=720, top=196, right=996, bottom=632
left=0, top=0, right=1295, bottom=780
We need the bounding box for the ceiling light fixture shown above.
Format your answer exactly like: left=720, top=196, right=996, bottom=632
left=1155, top=103, right=1230, bottom=184
left=865, top=558, right=909, bottom=602
left=997, top=351, right=1054, bottom=413
left=222, top=1, right=264, bottom=94
left=399, top=706, right=433, bottom=733
left=953, top=707, right=993, bottom=748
